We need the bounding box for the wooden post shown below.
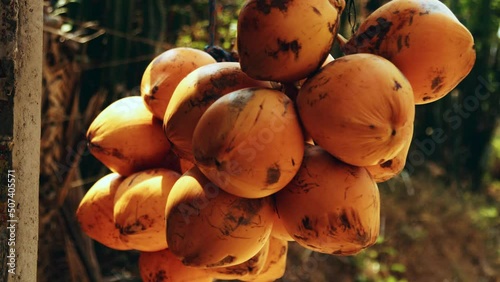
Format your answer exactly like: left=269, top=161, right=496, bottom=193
left=0, top=0, right=42, bottom=281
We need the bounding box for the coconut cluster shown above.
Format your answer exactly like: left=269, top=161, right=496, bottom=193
left=77, top=0, right=475, bottom=281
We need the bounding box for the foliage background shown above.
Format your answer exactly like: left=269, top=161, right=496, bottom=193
left=39, top=0, right=500, bottom=281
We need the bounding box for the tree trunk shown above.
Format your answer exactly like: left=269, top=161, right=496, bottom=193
left=0, top=0, right=42, bottom=281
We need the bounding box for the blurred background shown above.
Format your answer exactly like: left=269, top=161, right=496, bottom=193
left=39, top=0, right=499, bottom=281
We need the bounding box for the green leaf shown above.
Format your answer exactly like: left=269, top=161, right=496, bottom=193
left=390, top=263, right=406, bottom=273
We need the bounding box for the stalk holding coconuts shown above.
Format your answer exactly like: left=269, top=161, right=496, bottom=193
left=165, top=166, right=274, bottom=268
left=86, top=96, right=176, bottom=176
left=340, top=0, right=476, bottom=104
left=192, top=87, right=305, bottom=199
left=163, top=62, right=271, bottom=162
left=76, top=173, right=130, bottom=250
left=297, top=53, right=415, bottom=167
left=237, top=0, right=345, bottom=82
left=113, top=168, right=180, bottom=252
left=275, top=145, right=380, bottom=255
left=141, top=47, right=216, bottom=120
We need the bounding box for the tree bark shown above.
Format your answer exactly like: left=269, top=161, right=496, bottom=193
left=0, top=0, right=42, bottom=281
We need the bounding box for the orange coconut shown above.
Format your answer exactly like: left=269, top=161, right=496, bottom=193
left=341, top=0, right=475, bottom=104
left=297, top=53, right=415, bottom=167
left=163, top=62, right=271, bottom=162
left=192, top=87, right=304, bottom=198
left=165, top=166, right=274, bottom=268
left=141, top=47, right=216, bottom=119
left=275, top=145, right=380, bottom=255
left=76, top=173, right=129, bottom=250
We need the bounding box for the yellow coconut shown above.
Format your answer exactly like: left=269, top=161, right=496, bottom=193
left=76, top=173, right=130, bottom=250
left=163, top=62, right=271, bottom=162
left=141, top=47, right=216, bottom=119
left=165, top=166, right=274, bottom=268
left=341, top=0, right=475, bottom=104
left=192, top=87, right=304, bottom=198
left=87, top=96, right=175, bottom=176
left=297, top=53, right=415, bottom=167
left=113, top=168, right=180, bottom=251
left=275, top=145, right=380, bottom=255
left=237, top=0, right=345, bottom=82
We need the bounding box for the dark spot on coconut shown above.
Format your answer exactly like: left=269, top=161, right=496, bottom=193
left=127, top=172, right=142, bottom=186
left=266, top=38, right=302, bottom=60
left=369, top=124, right=376, bottom=129
left=154, top=270, right=167, bottom=281
left=318, top=92, right=328, bottom=100
left=221, top=199, right=264, bottom=235
left=110, top=148, right=127, bottom=160
left=255, top=0, right=291, bottom=14
left=292, top=177, right=320, bottom=194
left=393, top=80, right=402, bottom=90
left=419, top=10, right=430, bottom=16
left=306, top=243, right=318, bottom=249
left=346, top=166, right=358, bottom=178
left=214, top=159, right=223, bottom=169
left=312, top=6, right=321, bottom=15
left=431, top=76, right=444, bottom=91
left=209, top=255, right=237, bottom=267
left=88, top=141, right=128, bottom=161
left=332, top=250, right=343, bottom=255
left=423, top=96, right=432, bottom=101
left=339, top=211, right=352, bottom=230
left=302, top=216, right=314, bottom=230
left=266, top=165, right=281, bottom=185
left=380, top=159, right=393, bottom=168
left=397, top=35, right=403, bottom=52
left=404, top=34, right=410, bottom=48
left=391, top=129, right=396, bottom=136
left=253, top=104, right=263, bottom=125
left=352, top=17, right=393, bottom=51
left=293, top=234, right=309, bottom=241
left=230, top=90, right=255, bottom=111
left=291, top=158, right=296, bottom=166
left=187, top=91, right=220, bottom=110
left=210, top=72, right=240, bottom=89
left=151, top=85, right=159, bottom=95
left=119, top=218, right=147, bottom=235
